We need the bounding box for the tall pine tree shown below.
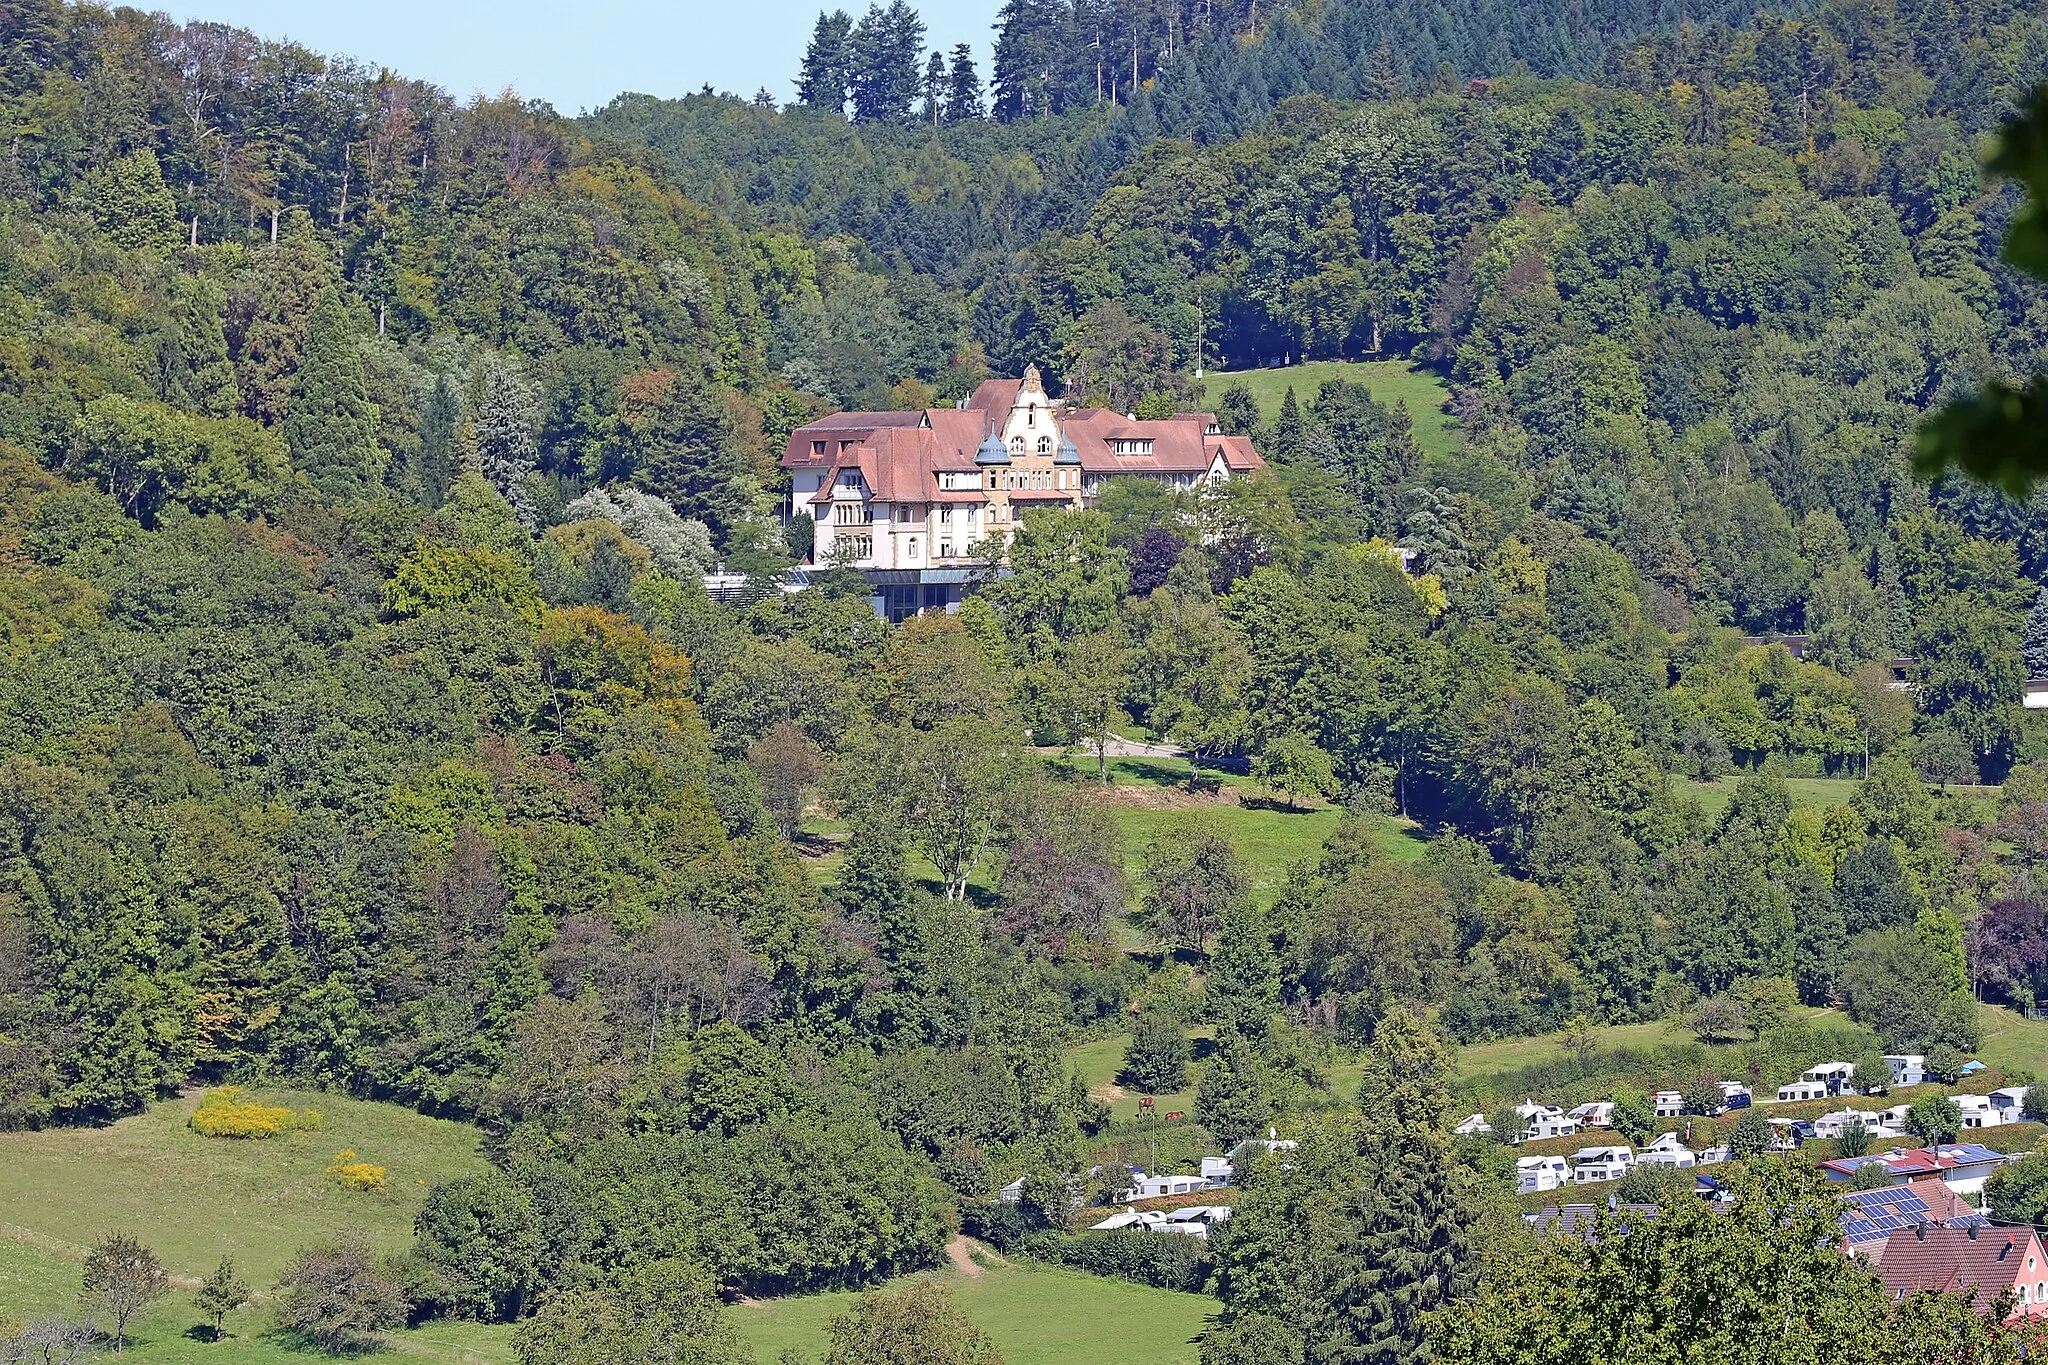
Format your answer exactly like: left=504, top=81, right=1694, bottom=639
left=2023, top=584, right=2048, bottom=676
left=846, top=0, right=927, bottom=123
left=285, top=289, right=385, bottom=502
left=944, top=43, right=982, bottom=121
left=474, top=355, right=540, bottom=530
left=796, top=10, right=853, bottom=111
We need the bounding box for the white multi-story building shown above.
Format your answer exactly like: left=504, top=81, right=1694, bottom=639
left=780, top=366, right=1268, bottom=618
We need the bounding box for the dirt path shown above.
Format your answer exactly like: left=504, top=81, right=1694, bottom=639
left=945, top=1235, right=988, bottom=1277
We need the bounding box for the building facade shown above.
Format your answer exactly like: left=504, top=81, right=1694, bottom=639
left=780, top=367, right=1266, bottom=617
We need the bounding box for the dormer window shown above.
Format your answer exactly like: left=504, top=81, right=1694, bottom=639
left=812, top=440, right=827, bottom=455
left=1111, top=438, right=1156, bottom=456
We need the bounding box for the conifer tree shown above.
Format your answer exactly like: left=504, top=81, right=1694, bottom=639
left=632, top=376, right=751, bottom=542
left=846, top=0, right=927, bottom=123
left=238, top=209, right=333, bottom=424
left=1208, top=900, right=1279, bottom=1033
left=1196, top=1033, right=1271, bottom=1148
left=166, top=275, right=238, bottom=418
left=797, top=10, right=854, bottom=111
left=285, top=289, right=385, bottom=502
left=82, top=149, right=179, bottom=251
left=2023, top=584, right=2048, bottom=676
left=1378, top=400, right=1422, bottom=530
left=413, top=370, right=461, bottom=508
left=923, top=50, right=947, bottom=126
left=474, top=355, right=540, bottom=529
left=944, top=43, right=982, bottom=121
left=1270, top=386, right=1308, bottom=463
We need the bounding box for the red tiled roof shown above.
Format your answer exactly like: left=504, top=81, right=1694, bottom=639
left=1060, top=409, right=1265, bottom=477
left=1878, top=1225, right=2044, bottom=1315
left=966, top=379, right=1022, bottom=414
left=783, top=390, right=1267, bottom=500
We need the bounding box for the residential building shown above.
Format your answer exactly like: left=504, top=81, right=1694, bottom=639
left=1572, top=1146, right=1636, bottom=1184
left=1517, top=1155, right=1570, bottom=1194
left=1838, top=1178, right=1988, bottom=1263
left=780, top=367, right=1267, bottom=618
left=1820, top=1144, right=2017, bottom=1196
left=1877, top=1225, right=2048, bottom=1319
left=1886, top=1055, right=1928, bottom=1087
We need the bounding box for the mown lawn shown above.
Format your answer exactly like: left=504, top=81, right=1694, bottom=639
left=1202, top=361, right=1460, bottom=460
left=0, top=1088, right=488, bottom=1285
left=1978, top=1004, right=2048, bottom=1077
left=1066, top=1029, right=1219, bottom=1123
left=734, top=1261, right=1213, bottom=1365
left=1681, top=776, right=1863, bottom=819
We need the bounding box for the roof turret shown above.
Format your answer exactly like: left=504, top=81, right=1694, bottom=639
left=1054, top=432, right=1081, bottom=465
left=975, top=431, right=1011, bottom=465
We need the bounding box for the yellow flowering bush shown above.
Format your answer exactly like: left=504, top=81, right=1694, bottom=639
left=188, top=1086, right=318, bottom=1139
left=325, top=1149, right=386, bottom=1192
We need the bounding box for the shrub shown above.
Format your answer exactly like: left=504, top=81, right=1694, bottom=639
left=325, top=1150, right=387, bottom=1192
left=188, top=1086, right=317, bottom=1139
left=1024, top=1228, right=1210, bottom=1291
left=274, top=1233, right=408, bottom=1352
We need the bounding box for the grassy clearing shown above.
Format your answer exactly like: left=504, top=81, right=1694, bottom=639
left=0, top=1088, right=487, bottom=1284
left=1680, top=776, right=1862, bottom=819
left=734, top=1261, right=1213, bottom=1365
left=1066, top=1029, right=1219, bottom=1123
left=0, top=1237, right=515, bottom=1365
left=1978, top=1004, right=2048, bottom=1077
left=1044, top=751, right=1426, bottom=902
left=1202, top=361, right=1460, bottom=460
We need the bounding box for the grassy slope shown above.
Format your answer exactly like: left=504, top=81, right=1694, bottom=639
left=0, top=1088, right=488, bottom=1284
left=734, top=1263, right=1212, bottom=1365
left=1202, top=361, right=1460, bottom=460
left=1680, top=776, right=1861, bottom=819
left=1978, top=1004, right=2048, bottom=1076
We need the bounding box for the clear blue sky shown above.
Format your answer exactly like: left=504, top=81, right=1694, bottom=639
left=163, top=0, right=999, bottom=115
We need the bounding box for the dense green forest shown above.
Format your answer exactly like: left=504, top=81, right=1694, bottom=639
left=5, top=0, right=2048, bottom=1359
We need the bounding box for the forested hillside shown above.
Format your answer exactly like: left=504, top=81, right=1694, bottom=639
left=4, top=0, right=2048, bottom=1359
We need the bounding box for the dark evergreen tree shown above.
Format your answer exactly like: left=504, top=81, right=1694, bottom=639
left=1378, top=400, right=1422, bottom=530
left=631, top=377, right=752, bottom=543
left=846, top=0, right=927, bottom=124
left=1195, top=1034, right=1270, bottom=1147
left=944, top=42, right=983, bottom=121
left=2024, top=584, right=2048, bottom=677
left=922, top=50, right=947, bottom=126
left=1270, top=386, right=1309, bottom=463
left=413, top=370, right=460, bottom=508
left=796, top=9, right=854, bottom=111
left=285, top=289, right=385, bottom=502
left=1208, top=901, right=1279, bottom=1033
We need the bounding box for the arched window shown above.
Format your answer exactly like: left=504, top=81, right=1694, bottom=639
left=1037, top=436, right=1051, bottom=454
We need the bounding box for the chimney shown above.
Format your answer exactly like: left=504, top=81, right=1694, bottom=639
left=1967, top=1224, right=1978, bottom=1241
left=1916, top=1223, right=1927, bottom=1240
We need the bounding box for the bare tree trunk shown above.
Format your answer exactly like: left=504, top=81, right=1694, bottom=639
left=269, top=206, right=278, bottom=242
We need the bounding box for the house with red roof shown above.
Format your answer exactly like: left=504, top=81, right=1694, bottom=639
left=781, top=366, right=1266, bottom=618
left=1820, top=1143, right=2017, bottom=1196
left=1877, top=1224, right=2048, bottom=1319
